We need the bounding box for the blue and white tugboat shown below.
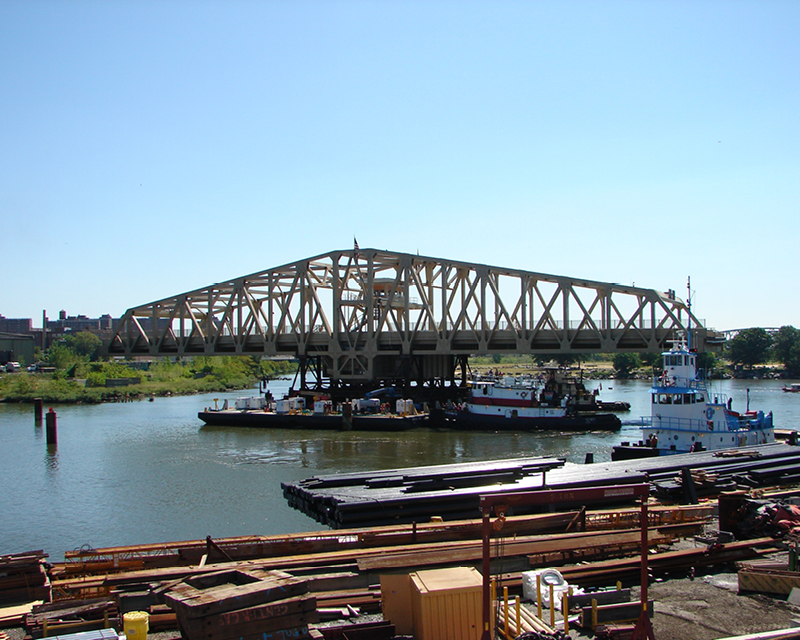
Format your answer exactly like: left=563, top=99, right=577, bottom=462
left=612, top=336, right=775, bottom=460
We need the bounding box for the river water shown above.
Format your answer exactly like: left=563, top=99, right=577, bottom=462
left=1, top=377, right=797, bottom=561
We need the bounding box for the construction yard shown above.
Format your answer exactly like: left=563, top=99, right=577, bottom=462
left=2, top=446, right=800, bottom=640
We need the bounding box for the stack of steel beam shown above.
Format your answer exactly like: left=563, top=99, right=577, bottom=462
left=0, top=551, right=51, bottom=606
left=282, top=456, right=650, bottom=528
left=283, top=443, right=800, bottom=529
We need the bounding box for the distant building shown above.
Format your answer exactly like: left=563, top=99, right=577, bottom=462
left=0, top=332, right=35, bottom=366
left=47, top=310, right=115, bottom=333
left=1, top=311, right=121, bottom=350
left=0, top=315, right=32, bottom=333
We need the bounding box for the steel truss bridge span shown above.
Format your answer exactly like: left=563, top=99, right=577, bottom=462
left=107, top=248, right=716, bottom=387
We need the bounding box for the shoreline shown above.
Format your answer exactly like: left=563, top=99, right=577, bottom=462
left=0, top=375, right=293, bottom=405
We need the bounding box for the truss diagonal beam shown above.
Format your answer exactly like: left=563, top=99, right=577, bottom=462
left=106, top=248, right=716, bottom=384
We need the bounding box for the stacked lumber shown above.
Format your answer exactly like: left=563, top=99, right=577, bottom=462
left=159, top=567, right=318, bottom=640
left=50, top=520, right=697, bottom=608
left=578, top=600, right=652, bottom=630
left=57, top=511, right=585, bottom=581
left=0, top=552, right=50, bottom=606
left=557, top=537, right=780, bottom=587
left=51, top=504, right=712, bottom=588
left=680, top=469, right=720, bottom=486
left=495, top=597, right=556, bottom=637
left=737, top=558, right=800, bottom=595
left=355, top=527, right=682, bottom=573
left=593, top=623, right=636, bottom=640
left=0, top=602, right=39, bottom=629
left=24, top=597, right=114, bottom=639
left=29, top=485, right=783, bottom=638
left=640, top=444, right=800, bottom=499
left=482, top=537, right=781, bottom=597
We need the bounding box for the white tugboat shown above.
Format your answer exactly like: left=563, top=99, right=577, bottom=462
left=612, top=337, right=775, bottom=459
left=443, top=375, right=622, bottom=431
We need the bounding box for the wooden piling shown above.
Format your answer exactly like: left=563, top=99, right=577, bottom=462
left=342, top=403, right=353, bottom=430
left=46, top=408, right=57, bottom=445
left=34, top=398, right=43, bottom=424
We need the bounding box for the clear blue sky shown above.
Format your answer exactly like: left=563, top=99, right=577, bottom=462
left=2, top=0, right=798, bottom=332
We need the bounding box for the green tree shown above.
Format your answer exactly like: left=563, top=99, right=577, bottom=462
left=612, top=352, right=641, bottom=377
left=640, top=352, right=663, bottom=369
left=773, top=325, right=800, bottom=375
left=552, top=354, right=576, bottom=367
left=65, top=332, right=103, bottom=361
left=727, top=328, right=773, bottom=369
left=696, top=351, right=720, bottom=377
left=44, top=342, right=84, bottom=372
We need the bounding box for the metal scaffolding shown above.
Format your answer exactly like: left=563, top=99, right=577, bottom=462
left=107, top=248, right=716, bottom=387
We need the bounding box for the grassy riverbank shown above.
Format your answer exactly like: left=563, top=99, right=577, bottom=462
left=0, top=356, right=297, bottom=404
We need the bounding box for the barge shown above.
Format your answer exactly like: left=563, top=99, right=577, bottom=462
left=199, top=395, right=428, bottom=431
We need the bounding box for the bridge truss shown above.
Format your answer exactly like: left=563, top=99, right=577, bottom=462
left=107, top=248, right=716, bottom=388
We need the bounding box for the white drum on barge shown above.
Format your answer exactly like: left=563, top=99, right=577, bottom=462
left=612, top=340, right=775, bottom=460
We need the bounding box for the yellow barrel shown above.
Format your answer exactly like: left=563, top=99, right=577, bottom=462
left=123, top=611, right=149, bottom=640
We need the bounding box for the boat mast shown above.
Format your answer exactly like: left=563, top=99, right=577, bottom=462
left=686, top=276, right=692, bottom=351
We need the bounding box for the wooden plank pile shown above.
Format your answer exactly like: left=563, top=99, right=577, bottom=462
left=495, top=597, right=557, bottom=637
left=24, top=597, right=114, bottom=639
left=637, top=444, right=800, bottom=499
left=737, top=559, right=800, bottom=595
left=578, top=599, right=653, bottom=630
left=0, top=551, right=50, bottom=607
left=31, top=501, right=715, bottom=639
left=159, top=567, right=318, bottom=640
left=51, top=505, right=713, bottom=592
left=555, top=536, right=779, bottom=587
left=30, top=505, right=720, bottom=640
left=355, top=527, right=682, bottom=573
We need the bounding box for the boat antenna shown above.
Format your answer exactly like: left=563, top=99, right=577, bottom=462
left=686, top=276, right=692, bottom=351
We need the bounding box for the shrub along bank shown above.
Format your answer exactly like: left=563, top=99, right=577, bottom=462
left=0, top=356, right=296, bottom=404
